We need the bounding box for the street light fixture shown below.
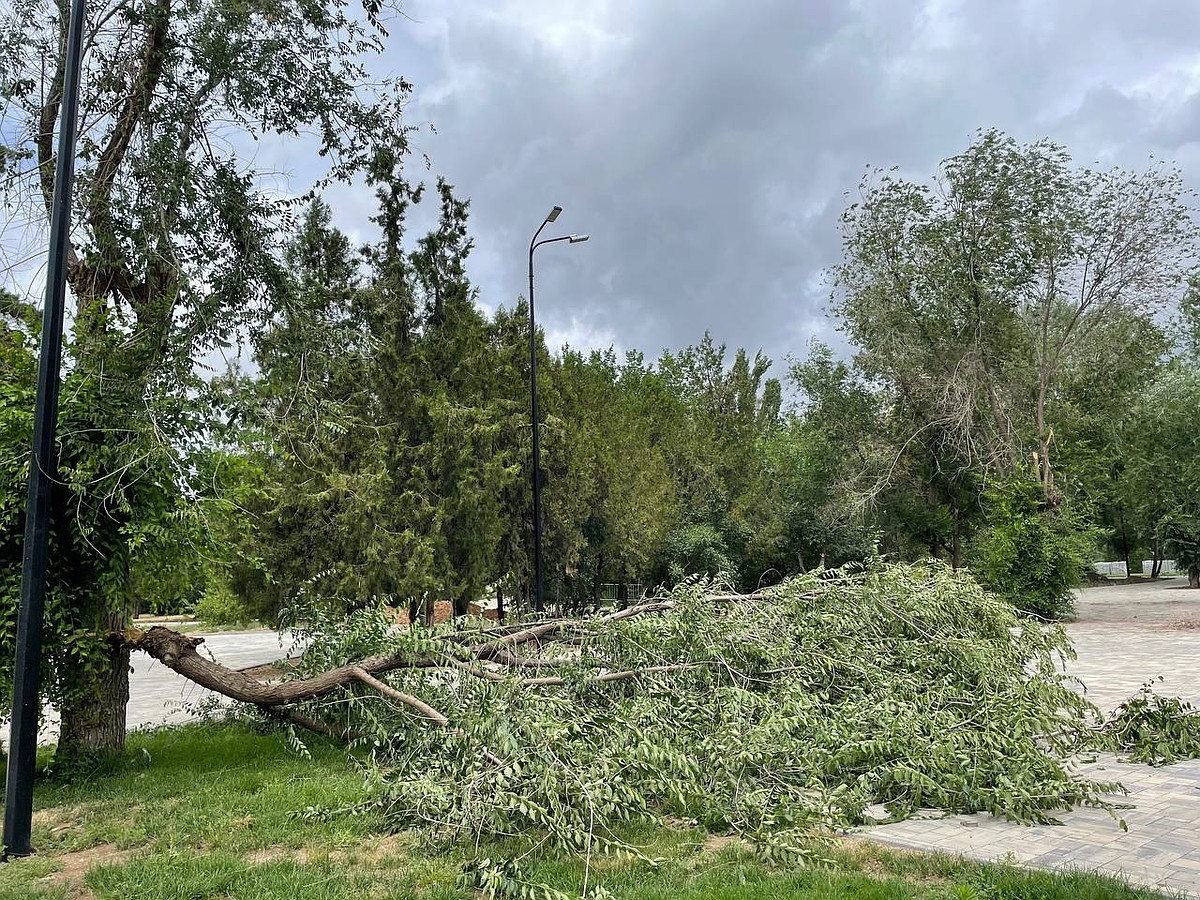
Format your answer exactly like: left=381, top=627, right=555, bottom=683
left=4, top=0, right=87, bottom=860
left=527, top=207, right=589, bottom=614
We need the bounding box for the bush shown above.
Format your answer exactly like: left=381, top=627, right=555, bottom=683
left=660, top=523, right=737, bottom=584
left=969, top=476, right=1093, bottom=620
left=194, top=584, right=256, bottom=628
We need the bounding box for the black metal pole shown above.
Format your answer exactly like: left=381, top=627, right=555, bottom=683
left=4, top=0, right=87, bottom=860
left=527, top=244, right=545, bottom=613
left=526, top=219, right=582, bottom=616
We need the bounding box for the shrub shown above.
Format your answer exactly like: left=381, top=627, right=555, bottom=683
left=194, top=584, right=256, bottom=628
left=969, top=476, right=1093, bottom=620
left=660, top=522, right=738, bottom=584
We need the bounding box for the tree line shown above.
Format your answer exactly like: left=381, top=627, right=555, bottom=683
left=189, top=129, right=1200, bottom=628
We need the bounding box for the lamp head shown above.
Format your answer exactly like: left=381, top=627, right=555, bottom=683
left=546, top=205, right=562, bottom=223
left=568, top=233, right=590, bottom=243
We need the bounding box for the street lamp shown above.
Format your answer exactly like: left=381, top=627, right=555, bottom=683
left=527, top=207, right=589, bottom=614
left=4, top=0, right=87, bottom=860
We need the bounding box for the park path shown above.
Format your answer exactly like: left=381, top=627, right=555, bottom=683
left=863, top=577, right=1200, bottom=897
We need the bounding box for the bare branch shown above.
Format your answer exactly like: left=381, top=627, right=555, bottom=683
left=349, top=667, right=448, bottom=726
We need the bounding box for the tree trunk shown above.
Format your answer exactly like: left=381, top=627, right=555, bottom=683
left=57, top=607, right=131, bottom=767
left=1034, top=368, right=1059, bottom=504
left=1152, top=540, right=1163, bottom=578
left=1190, top=568, right=1199, bottom=589
left=118, top=588, right=769, bottom=728
left=925, top=486, right=942, bottom=561
left=496, top=583, right=505, bottom=624
left=617, top=580, right=629, bottom=609
left=950, top=508, right=962, bottom=570
left=592, top=555, right=602, bottom=609
left=1117, top=505, right=1131, bottom=580
left=407, top=596, right=435, bottom=626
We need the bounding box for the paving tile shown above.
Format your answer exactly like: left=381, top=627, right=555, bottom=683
left=859, top=595, right=1200, bottom=899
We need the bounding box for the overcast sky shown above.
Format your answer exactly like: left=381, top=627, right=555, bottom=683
left=10, top=1, right=1200, bottom=373
left=321, top=0, right=1200, bottom=370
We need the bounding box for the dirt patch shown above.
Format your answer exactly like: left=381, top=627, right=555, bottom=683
left=246, top=845, right=311, bottom=864
left=245, top=833, right=412, bottom=867
left=39, top=843, right=137, bottom=899
left=32, top=806, right=80, bottom=832
left=352, top=833, right=410, bottom=863
left=701, top=833, right=743, bottom=853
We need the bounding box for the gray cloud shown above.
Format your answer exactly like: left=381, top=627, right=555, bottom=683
left=365, top=0, right=1200, bottom=368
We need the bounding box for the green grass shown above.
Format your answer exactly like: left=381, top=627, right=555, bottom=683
left=0, top=724, right=1174, bottom=900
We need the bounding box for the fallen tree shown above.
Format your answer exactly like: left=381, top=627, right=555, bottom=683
left=119, top=561, right=1122, bottom=896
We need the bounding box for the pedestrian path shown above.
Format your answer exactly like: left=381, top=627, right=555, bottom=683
left=861, top=579, right=1200, bottom=898
left=1068, top=624, right=1200, bottom=713
left=864, top=755, right=1200, bottom=897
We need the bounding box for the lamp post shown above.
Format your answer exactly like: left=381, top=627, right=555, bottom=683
left=4, top=0, right=87, bottom=860
left=528, top=207, right=588, bottom=614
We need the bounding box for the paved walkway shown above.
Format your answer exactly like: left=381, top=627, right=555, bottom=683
left=865, top=756, right=1200, bottom=896
left=863, top=578, right=1200, bottom=897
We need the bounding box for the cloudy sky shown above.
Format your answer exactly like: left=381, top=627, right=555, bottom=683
left=9, top=0, right=1199, bottom=372
left=328, top=0, right=1200, bottom=370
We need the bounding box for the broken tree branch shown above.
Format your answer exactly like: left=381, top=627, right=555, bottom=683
left=115, top=590, right=772, bottom=746
left=349, top=667, right=449, bottom=726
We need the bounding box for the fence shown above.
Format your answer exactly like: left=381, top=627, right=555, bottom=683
left=1142, top=559, right=1180, bottom=576
left=597, top=582, right=644, bottom=603
left=1092, top=560, right=1182, bottom=577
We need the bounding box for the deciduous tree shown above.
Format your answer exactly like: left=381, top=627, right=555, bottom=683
left=0, top=0, right=406, bottom=762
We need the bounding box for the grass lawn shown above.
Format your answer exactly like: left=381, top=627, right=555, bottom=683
left=0, top=723, right=1171, bottom=900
